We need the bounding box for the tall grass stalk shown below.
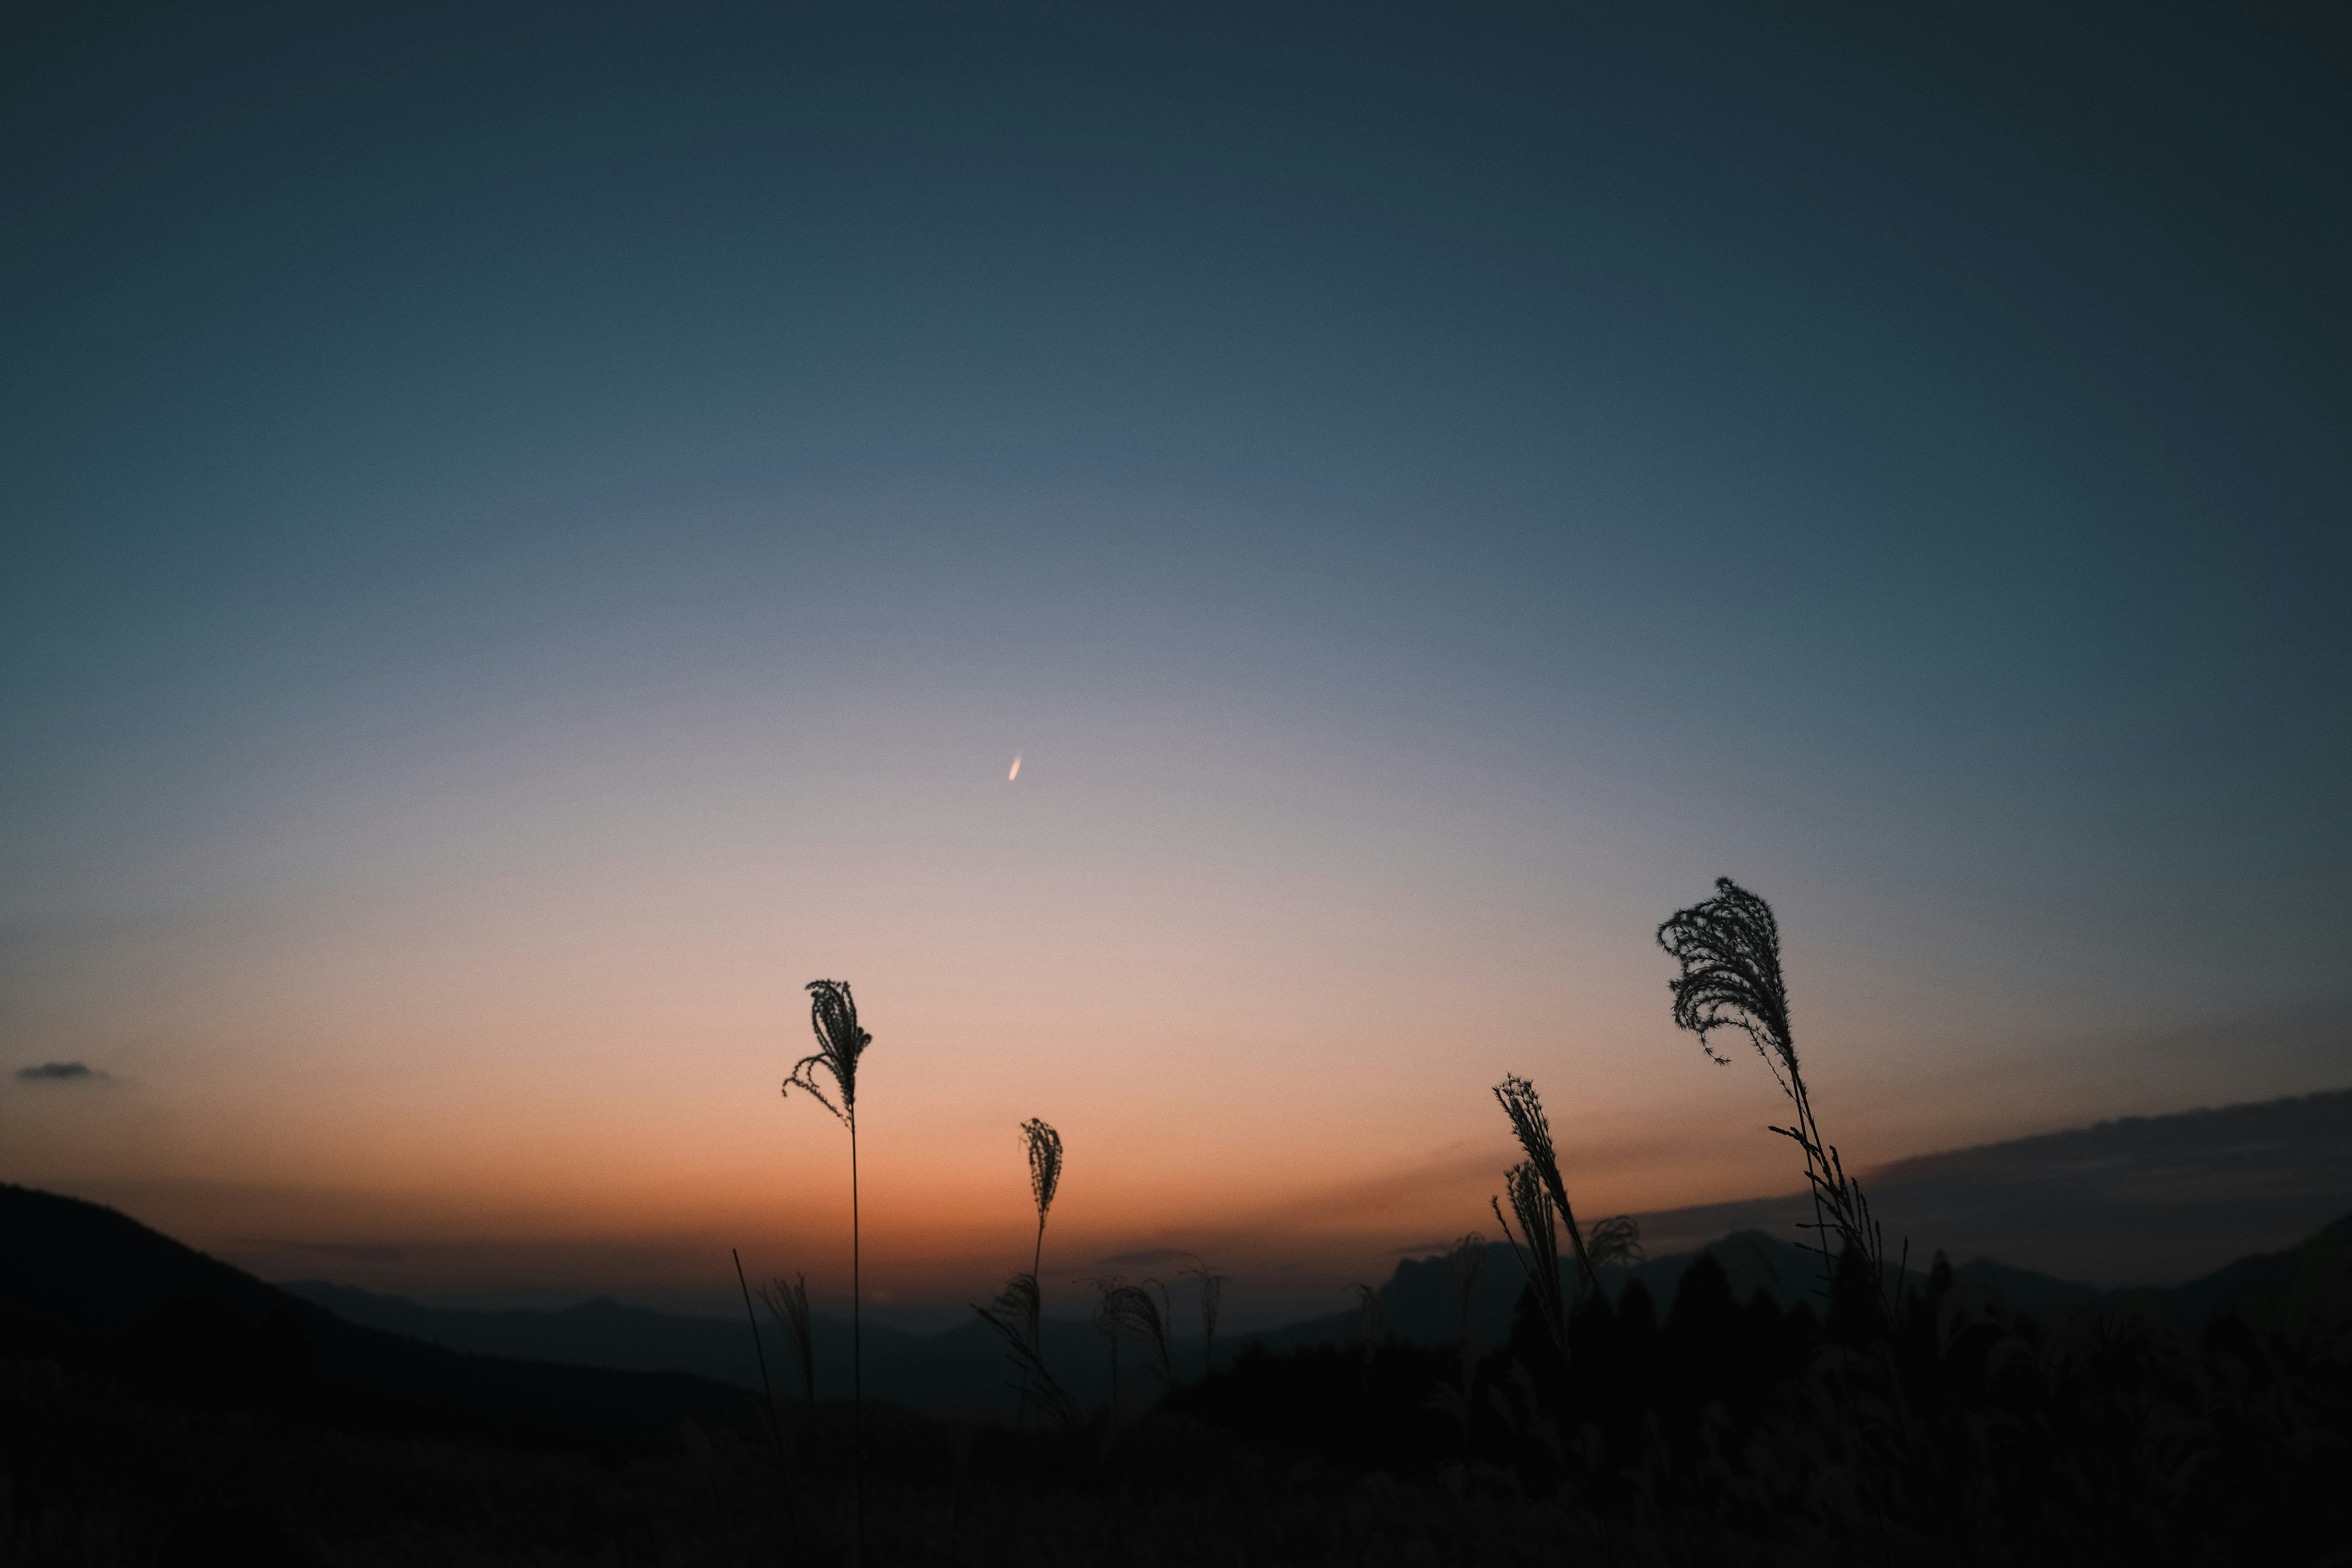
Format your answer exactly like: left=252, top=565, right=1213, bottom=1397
left=1085, top=1275, right=1176, bottom=1417
left=782, top=978, right=872, bottom=1559
left=1493, top=1075, right=1600, bottom=1301
left=1104, top=1279, right=1177, bottom=1393
left=1178, top=1254, right=1224, bottom=1379
left=1491, top=1160, right=1567, bottom=1355
left=974, top=1118, right=1071, bottom=1427
left=1657, top=878, right=1896, bottom=1318
left=732, top=1248, right=798, bottom=1565
left=758, top=1273, right=816, bottom=1405
left=1086, top=1276, right=1124, bottom=1414
left=974, top=1271, right=1072, bottom=1427
left=1023, top=1118, right=1063, bottom=1282
left=1585, top=1213, right=1645, bottom=1270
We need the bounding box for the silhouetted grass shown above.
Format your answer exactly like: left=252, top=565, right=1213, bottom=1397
left=1487, top=1075, right=1643, bottom=1367
left=976, top=1117, right=1078, bottom=1429
left=1659, top=878, right=1902, bottom=1322
left=974, top=1270, right=1072, bottom=1428
left=1176, top=1254, right=1224, bottom=1381
left=1491, top=1159, right=1567, bottom=1358
left=782, top=976, right=874, bottom=1561
left=1492, top=1074, right=1599, bottom=1300
left=1101, top=1280, right=1177, bottom=1396
left=758, top=1271, right=816, bottom=1404
left=1022, top=1117, right=1062, bottom=1284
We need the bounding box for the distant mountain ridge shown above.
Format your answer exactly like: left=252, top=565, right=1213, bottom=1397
left=283, top=1215, right=2351, bottom=1412
left=280, top=1276, right=1128, bottom=1414
left=12, top=1180, right=2345, bottom=1427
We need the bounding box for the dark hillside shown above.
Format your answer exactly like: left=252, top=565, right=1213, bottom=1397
left=281, top=1277, right=1134, bottom=1414
left=6, top=1185, right=2350, bottom=1562
left=0, top=1185, right=761, bottom=1449
left=2165, top=1208, right=2352, bottom=1330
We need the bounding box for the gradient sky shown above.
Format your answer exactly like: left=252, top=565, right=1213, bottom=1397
left=6, top=1, right=2348, bottom=1325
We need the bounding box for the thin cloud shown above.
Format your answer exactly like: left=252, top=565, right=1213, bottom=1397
left=1630, top=1087, right=2352, bottom=1286
left=1096, top=1246, right=1190, bottom=1267
left=232, top=1238, right=409, bottom=1264
left=17, top=1061, right=106, bottom=1083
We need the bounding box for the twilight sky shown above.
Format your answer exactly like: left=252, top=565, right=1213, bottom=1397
left=5, top=1, right=2348, bottom=1324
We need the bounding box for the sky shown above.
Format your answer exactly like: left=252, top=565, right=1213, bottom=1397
left=4, top=1, right=2348, bottom=1327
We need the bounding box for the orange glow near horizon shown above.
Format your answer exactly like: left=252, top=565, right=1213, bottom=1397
left=9, top=691, right=2337, bottom=1322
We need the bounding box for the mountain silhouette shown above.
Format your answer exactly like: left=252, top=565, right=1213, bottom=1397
left=13, top=1180, right=2346, bottom=1430
left=1, top=1184, right=761, bottom=1447
left=281, top=1218, right=2349, bottom=1412
left=281, top=1276, right=1129, bottom=1414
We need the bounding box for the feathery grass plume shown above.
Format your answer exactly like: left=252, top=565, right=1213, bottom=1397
left=1491, top=1160, right=1567, bottom=1357
left=1178, top=1254, right=1225, bottom=1379
left=1657, top=878, right=1897, bottom=1320
left=1084, top=1275, right=1126, bottom=1413
left=973, top=1272, right=1073, bottom=1427
left=982, top=1118, right=1066, bottom=1427
left=1022, top=1118, right=1062, bottom=1281
left=1493, top=1074, right=1599, bottom=1300
left=1104, top=1280, right=1177, bottom=1393
left=758, top=1273, right=816, bottom=1404
left=781, top=978, right=872, bottom=1558
left=1586, top=1213, right=1645, bottom=1271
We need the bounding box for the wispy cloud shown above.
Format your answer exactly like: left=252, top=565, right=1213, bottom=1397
left=16, top=1061, right=106, bottom=1083
left=1629, top=1087, right=2352, bottom=1286
left=230, top=1237, right=409, bottom=1264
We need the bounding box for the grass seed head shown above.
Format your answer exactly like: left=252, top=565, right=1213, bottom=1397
left=758, top=1273, right=817, bottom=1402
left=785, top=978, right=872, bottom=1123
left=1492, top=1160, right=1567, bottom=1353
left=1656, top=878, right=1796, bottom=1087
left=1494, top=1075, right=1561, bottom=1189
left=1586, top=1213, right=1645, bottom=1270
left=1178, top=1254, right=1225, bottom=1351
left=1022, top=1118, right=1063, bottom=1221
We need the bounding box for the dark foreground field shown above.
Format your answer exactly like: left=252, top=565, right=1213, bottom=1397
left=6, top=1185, right=2350, bottom=1566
